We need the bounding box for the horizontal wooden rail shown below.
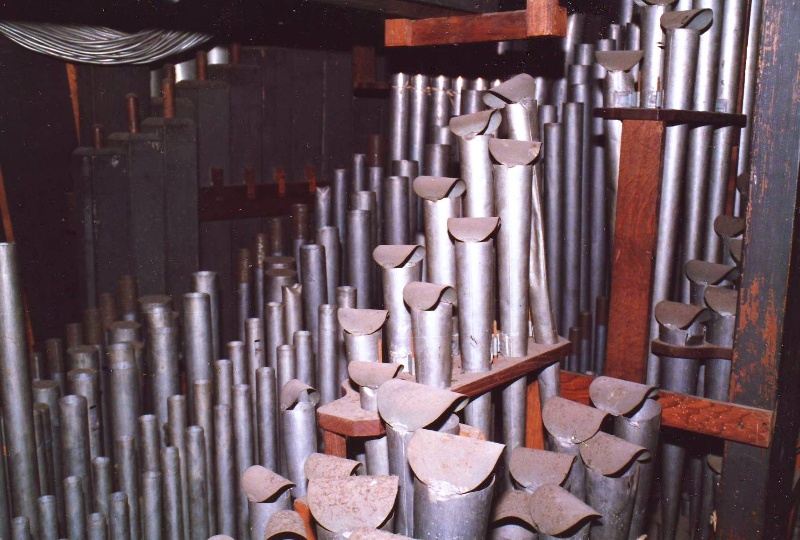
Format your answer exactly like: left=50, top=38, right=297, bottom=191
left=385, top=0, right=566, bottom=46
left=560, top=372, right=773, bottom=448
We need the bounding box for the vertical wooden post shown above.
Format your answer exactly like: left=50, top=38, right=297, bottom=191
left=717, top=0, right=800, bottom=535
left=604, top=120, right=665, bottom=383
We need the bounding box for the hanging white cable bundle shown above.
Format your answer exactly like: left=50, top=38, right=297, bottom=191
left=0, top=22, right=211, bottom=64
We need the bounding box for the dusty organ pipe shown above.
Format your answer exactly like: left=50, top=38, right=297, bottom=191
left=114, top=436, right=140, bottom=540
left=92, top=456, right=112, bottom=518
left=543, top=122, right=564, bottom=328
left=60, top=395, right=92, bottom=515
left=333, top=168, right=349, bottom=249
left=414, top=176, right=465, bottom=288
left=373, top=245, right=424, bottom=373
left=149, top=326, right=179, bottom=431
left=242, top=466, right=294, bottom=540
left=236, top=249, right=251, bottom=342
left=449, top=217, right=499, bottom=437
left=647, top=9, right=712, bottom=385
left=192, top=380, right=216, bottom=533
left=404, top=282, right=457, bottom=388
left=0, top=244, right=39, bottom=531
left=253, top=235, right=268, bottom=322
left=214, top=404, right=236, bottom=537
left=347, top=209, right=374, bottom=308
left=315, top=185, right=333, bottom=230
left=391, top=160, right=420, bottom=240
left=317, top=305, right=339, bottom=405
left=384, top=176, right=411, bottom=245
left=562, top=103, right=583, bottom=334
left=161, top=447, right=184, bottom=540
left=704, top=0, right=748, bottom=258
left=449, top=110, right=501, bottom=217
left=409, top=74, right=429, bottom=174
left=317, top=227, right=340, bottom=305
left=255, top=367, right=279, bottom=471
left=388, top=73, right=410, bottom=164
left=108, top=345, right=140, bottom=448
left=186, top=426, right=209, bottom=540
left=141, top=471, right=162, bottom=540
left=232, top=385, right=254, bottom=540
left=167, top=395, right=190, bottom=540
left=339, top=308, right=388, bottom=363
left=282, top=284, right=303, bottom=346
left=640, top=0, right=673, bottom=108
left=280, top=381, right=319, bottom=498
left=368, top=166, right=385, bottom=244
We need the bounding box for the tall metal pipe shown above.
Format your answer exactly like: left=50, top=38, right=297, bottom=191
left=294, top=330, right=315, bottom=388
left=315, top=185, right=333, bottom=230
left=383, top=176, right=411, bottom=245
left=409, top=74, right=429, bottom=175
left=704, top=0, right=748, bottom=260
left=149, top=326, right=179, bottom=432
left=374, top=245, right=424, bottom=373
left=214, top=404, right=236, bottom=537
left=236, top=249, right=252, bottom=342
left=192, top=380, right=215, bottom=532
left=335, top=287, right=357, bottom=387
left=317, top=227, right=340, bottom=305
left=317, top=304, right=340, bottom=406
left=264, top=302, right=284, bottom=374
left=138, top=414, right=160, bottom=472
left=109, top=345, right=140, bottom=449
left=214, top=360, right=233, bottom=407
left=93, top=456, right=112, bottom=518
left=543, top=122, right=564, bottom=329
left=339, top=308, right=388, bottom=363
left=0, top=245, right=39, bottom=531
left=404, top=283, right=456, bottom=388
left=64, top=476, right=86, bottom=540
left=282, top=284, right=303, bottom=346
left=562, top=104, right=583, bottom=333
left=276, top=344, right=297, bottom=397
left=280, top=381, right=319, bottom=498
left=141, top=470, right=162, bottom=540
left=647, top=10, right=711, bottom=385
left=388, top=73, right=410, bottom=164
left=66, top=368, right=102, bottom=461
left=245, top=317, right=266, bottom=439
left=185, top=426, right=209, bottom=540
left=333, top=168, right=349, bottom=249
left=300, top=244, right=328, bottom=347
left=232, top=384, right=254, bottom=540
left=391, top=160, right=420, bottom=238
left=192, top=271, right=221, bottom=361
left=183, top=293, right=214, bottom=415
left=44, top=338, right=66, bottom=394
left=227, top=340, right=246, bottom=387
left=161, top=447, right=184, bottom=540
left=352, top=153, right=367, bottom=193
left=415, top=176, right=464, bottom=288
left=449, top=110, right=501, bottom=218
left=347, top=209, right=374, bottom=308
left=37, top=495, right=58, bottom=540
left=167, top=395, right=190, bottom=540
left=60, top=395, right=92, bottom=515
left=255, top=367, right=279, bottom=471
left=640, top=0, right=673, bottom=108
left=449, top=217, right=499, bottom=437
left=114, top=437, right=140, bottom=539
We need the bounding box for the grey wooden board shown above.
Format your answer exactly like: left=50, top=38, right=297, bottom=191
left=107, top=132, right=168, bottom=297
left=208, top=64, right=264, bottom=185
left=141, top=117, right=199, bottom=299
left=176, top=80, right=232, bottom=187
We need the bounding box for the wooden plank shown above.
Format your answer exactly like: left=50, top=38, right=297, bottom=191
left=717, top=0, right=800, bottom=534
left=594, top=107, right=747, bottom=128
left=560, top=372, right=773, bottom=448
left=293, top=498, right=318, bottom=540
left=525, top=380, right=546, bottom=450
left=525, top=0, right=566, bottom=38
left=385, top=11, right=528, bottom=46
left=605, top=120, right=665, bottom=383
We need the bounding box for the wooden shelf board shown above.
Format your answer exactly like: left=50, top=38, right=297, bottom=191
left=594, top=107, right=747, bottom=128
left=560, top=372, right=773, bottom=448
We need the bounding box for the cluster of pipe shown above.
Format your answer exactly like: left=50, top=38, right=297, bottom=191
left=653, top=215, right=742, bottom=540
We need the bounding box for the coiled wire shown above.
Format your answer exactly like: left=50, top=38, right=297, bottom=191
left=0, top=22, right=211, bottom=64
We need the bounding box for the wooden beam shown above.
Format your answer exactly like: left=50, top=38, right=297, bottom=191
left=717, top=0, right=800, bottom=534
left=604, top=120, right=665, bottom=383
left=560, top=372, right=773, bottom=448
left=526, top=0, right=566, bottom=38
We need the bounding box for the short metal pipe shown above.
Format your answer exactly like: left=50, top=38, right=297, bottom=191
left=183, top=293, right=214, bottom=415
left=280, top=384, right=319, bottom=498
left=161, top=447, right=184, bottom=540
left=186, top=426, right=209, bottom=540
left=265, top=269, right=297, bottom=305
left=60, top=395, right=92, bottom=515
left=192, top=271, right=220, bottom=361
left=149, top=326, right=180, bottom=432
left=413, top=477, right=495, bottom=540
left=214, top=404, right=236, bottom=537
left=332, top=168, right=348, bottom=248
left=415, top=177, right=463, bottom=288
left=640, top=1, right=669, bottom=108
left=114, top=437, right=140, bottom=540
left=282, top=284, right=304, bottom=346
left=109, top=492, right=131, bottom=540
left=232, top=385, right=254, bottom=540
left=248, top=491, right=292, bottom=540
left=409, top=74, right=429, bottom=174
left=391, top=160, right=420, bottom=238
left=317, top=305, right=340, bottom=405
left=317, top=227, right=340, bottom=304
left=108, top=346, right=140, bottom=448
left=383, top=176, right=411, bottom=245
left=388, top=73, right=410, bottom=164
left=256, top=367, right=279, bottom=471
left=347, top=209, right=374, bottom=308
left=406, top=283, right=456, bottom=388
left=141, top=470, right=162, bottom=540
left=37, top=495, right=58, bottom=540
left=92, top=456, right=112, bottom=518
left=167, top=395, right=190, bottom=540
left=236, top=249, right=251, bottom=342
left=300, top=244, right=328, bottom=347
left=64, top=476, right=86, bottom=540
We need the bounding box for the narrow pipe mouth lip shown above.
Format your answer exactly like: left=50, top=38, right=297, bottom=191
left=304, top=452, right=362, bottom=482
left=449, top=109, right=501, bottom=139
left=403, top=282, right=457, bottom=310
left=509, top=447, right=575, bottom=491
left=654, top=300, right=710, bottom=328
left=589, top=376, right=658, bottom=416
left=413, top=176, right=465, bottom=200
left=483, top=73, right=537, bottom=108
left=489, top=138, right=541, bottom=166
left=580, top=431, right=649, bottom=476
left=661, top=8, right=713, bottom=31
left=448, top=217, right=500, bottom=243
left=595, top=50, right=643, bottom=72
left=529, top=484, right=600, bottom=535
left=264, top=510, right=307, bottom=540
left=704, top=286, right=738, bottom=316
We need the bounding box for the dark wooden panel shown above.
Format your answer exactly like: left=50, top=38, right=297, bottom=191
left=605, top=120, right=665, bottom=383
left=717, top=0, right=800, bottom=534
left=322, top=50, right=355, bottom=181
left=560, top=372, right=773, bottom=448
left=198, top=183, right=318, bottom=222
left=141, top=118, right=199, bottom=299
left=385, top=11, right=528, bottom=46
left=594, top=108, right=747, bottom=128
left=291, top=49, right=325, bottom=184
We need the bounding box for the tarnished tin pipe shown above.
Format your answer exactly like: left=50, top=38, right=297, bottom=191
left=141, top=470, right=162, bottom=540
left=236, top=249, right=252, bottom=342
left=242, top=466, right=294, bottom=540
left=374, top=245, right=424, bottom=373
left=316, top=186, right=333, bottom=230
left=161, top=447, right=184, bottom=540
left=352, top=153, right=367, bottom=193
left=492, top=139, right=540, bottom=356
left=167, top=395, right=190, bottom=540
left=186, top=426, right=209, bottom=540
left=256, top=367, right=279, bottom=471
left=192, top=271, right=221, bottom=360
left=214, top=360, right=233, bottom=407
left=276, top=345, right=297, bottom=397
left=409, top=74, right=429, bottom=174
left=543, top=122, right=564, bottom=329
left=37, top=495, right=58, bottom=540
left=228, top=340, right=247, bottom=387
left=704, top=0, right=748, bottom=260
left=268, top=217, right=286, bottom=257
left=109, top=346, right=140, bottom=451
left=647, top=10, right=711, bottom=385
left=404, top=283, right=456, bottom=388
left=300, top=245, right=328, bottom=347
left=383, top=176, right=411, bottom=245
left=11, top=516, right=31, bottom=540
left=93, top=456, right=112, bottom=518
left=388, top=73, right=410, bottom=163
left=214, top=404, right=236, bottom=537
left=415, top=177, right=464, bottom=288
left=280, top=381, right=320, bottom=498
left=333, top=168, right=349, bottom=249
left=67, top=368, right=102, bottom=461
left=282, top=284, right=303, bottom=346
left=317, top=227, right=340, bottom=305
left=64, top=476, right=86, bottom=540
left=391, top=160, right=420, bottom=238
left=253, top=234, right=268, bottom=322
left=233, top=384, right=254, bottom=540
left=60, top=395, right=92, bottom=515
left=339, top=308, right=388, bottom=363
left=114, top=437, right=140, bottom=539
left=317, top=305, right=339, bottom=405
left=0, top=246, right=39, bottom=531
left=149, top=326, right=179, bottom=432
left=424, top=143, right=451, bottom=179
left=347, top=210, right=374, bottom=308
left=245, top=317, right=266, bottom=439
left=138, top=414, right=160, bottom=472
left=409, top=429, right=503, bottom=540
left=192, top=380, right=215, bottom=532
left=640, top=0, right=672, bottom=108
left=430, top=75, right=451, bottom=127
left=183, top=293, right=214, bottom=414
left=450, top=110, right=501, bottom=218
left=336, top=287, right=357, bottom=385
left=118, top=275, right=139, bottom=322
left=264, top=302, right=285, bottom=373
left=562, top=104, right=583, bottom=333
